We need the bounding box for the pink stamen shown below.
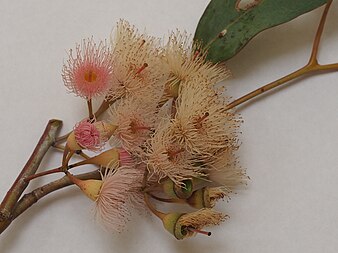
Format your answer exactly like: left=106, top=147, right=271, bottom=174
left=118, top=148, right=135, bottom=167
left=74, top=120, right=103, bottom=151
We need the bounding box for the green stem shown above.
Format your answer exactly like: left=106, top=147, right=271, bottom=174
left=144, top=193, right=166, bottom=220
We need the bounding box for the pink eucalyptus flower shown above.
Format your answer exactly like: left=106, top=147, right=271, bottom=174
left=62, top=38, right=113, bottom=99
left=74, top=120, right=105, bottom=151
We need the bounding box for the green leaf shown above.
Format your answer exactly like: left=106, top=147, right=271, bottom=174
left=194, top=0, right=327, bottom=63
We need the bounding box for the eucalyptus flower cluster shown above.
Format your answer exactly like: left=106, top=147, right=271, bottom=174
left=61, top=20, right=247, bottom=239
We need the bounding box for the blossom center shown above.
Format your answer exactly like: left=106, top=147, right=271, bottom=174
left=84, top=70, right=97, bottom=83
left=167, top=148, right=185, bottom=161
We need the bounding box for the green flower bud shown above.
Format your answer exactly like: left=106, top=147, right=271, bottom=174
left=161, top=209, right=227, bottom=240
left=187, top=188, right=210, bottom=209
left=162, top=178, right=208, bottom=199
left=66, top=172, right=103, bottom=201
left=187, top=187, right=227, bottom=209
left=161, top=212, right=186, bottom=240
left=162, top=178, right=192, bottom=199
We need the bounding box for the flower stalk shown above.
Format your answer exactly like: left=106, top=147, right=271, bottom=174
left=87, top=99, right=94, bottom=119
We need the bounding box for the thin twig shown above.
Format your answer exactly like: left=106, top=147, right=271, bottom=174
left=53, top=144, right=91, bottom=160
left=87, top=99, right=94, bottom=119
left=225, top=65, right=334, bottom=110
left=308, top=0, right=332, bottom=65
left=149, top=193, right=184, bottom=204
left=0, top=119, right=62, bottom=222
left=25, top=151, right=95, bottom=182
left=53, top=144, right=66, bottom=152
left=225, top=1, right=336, bottom=111
left=75, top=150, right=91, bottom=160
left=0, top=170, right=100, bottom=234
left=24, top=168, right=62, bottom=182
left=144, top=193, right=166, bottom=220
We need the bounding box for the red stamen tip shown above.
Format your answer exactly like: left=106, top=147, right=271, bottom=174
left=187, top=227, right=212, bottom=236
left=140, top=39, right=146, bottom=47
left=195, top=112, right=209, bottom=129
left=193, top=50, right=200, bottom=60
left=136, top=63, right=148, bottom=75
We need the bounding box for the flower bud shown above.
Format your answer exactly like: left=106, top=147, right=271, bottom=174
left=66, top=132, right=82, bottom=151
left=66, top=172, right=103, bottom=201
left=162, top=179, right=192, bottom=199
left=186, top=188, right=209, bottom=209
left=67, top=120, right=117, bottom=152
left=161, top=177, right=208, bottom=199
left=70, top=148, right=120, bottom=169
left=161, top=209, right=227, bottom=240
left=144, top=193, right=225, bottom=240
left=95, top=121, right=117, bottom=139
left=186, top=187, right=226, bottom=209
left=161, top=212, right=186, bottom=240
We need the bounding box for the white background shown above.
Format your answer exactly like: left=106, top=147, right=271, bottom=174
left=0, top=1, right=338, bottom=252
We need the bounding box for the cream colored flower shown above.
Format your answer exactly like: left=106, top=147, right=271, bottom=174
left=177, top=208, right=228, bottom=238
left=109, top=97, right=157, bottom=153
left=143, top=120, right=204, bottom=186
left=107, top=20, right=168, bottom=102
left=206, top=148, right=247, bottom=191
left=162, top=31, right=230, bottom=96
left=159, top=208, right=228, bottom=239
left=171, top=81, right=240, bottom=156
